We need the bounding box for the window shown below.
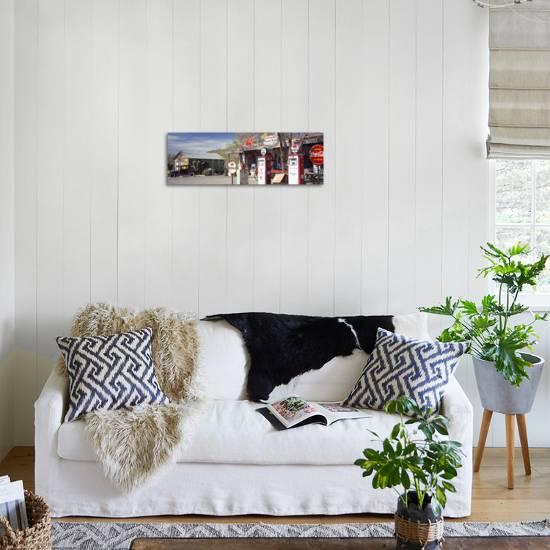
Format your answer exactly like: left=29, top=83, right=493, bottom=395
left=495, top=160, right=550, bottom=295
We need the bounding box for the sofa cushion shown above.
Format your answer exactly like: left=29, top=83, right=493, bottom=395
left=57, top=327, right=169, bottom=422
left=345, top=328, right=467, bottom=412
left=57, top=399, right=411, bottom=465
left=196, top=320, right=249, bottom=400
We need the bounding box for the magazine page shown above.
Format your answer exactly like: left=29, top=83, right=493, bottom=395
left=267, top=396, right=326, bottom=428
left=314, top=402, right=371, bottom=425
left=0, top=479, right=28, bottom=534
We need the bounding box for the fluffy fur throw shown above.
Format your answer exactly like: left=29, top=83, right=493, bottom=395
left=57, top=303, right=202, bottom=491
left=204, top=313, right=394, bottom=401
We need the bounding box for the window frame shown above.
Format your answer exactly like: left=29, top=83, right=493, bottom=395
left=492, top=159, right=550, bottom=312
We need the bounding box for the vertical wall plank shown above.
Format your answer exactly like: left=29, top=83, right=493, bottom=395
left=145, top=0, right=173, bottom=308
left=415, top=0, right=443, bottom=325
left=361, top=0, right=389, bottom=315
left=334, top=0, right=364, bottom=315
left=387, top=0, right=417, bottom=315
left=171, top=0, right=200, bottom=315
left=14, top=0, right=38, bottom=445
left=197, top=0, right=228, bottom=318
left=466, top=0, right=491, bottom=445
left=252, top=0, right=282, bottom=312
left=443, top=0, right=488, bottom=444
left=466, top=3, right=491, bottom=302
left=308, top=0, right=336, bottom=316
left=280, top=0, right=309, bottom=314
left=117, top=0, right=147, bottom=308
left=36, top=0, right=64, bottom=393
left=64, top=0, right=92, bottom=320
left=0, top=0, right=15, bottom=459
left=90, top=0, right=119, bottom=304
left=226, top=0, right=255, bottom=312
left=442, top=0, right=472, bottom=301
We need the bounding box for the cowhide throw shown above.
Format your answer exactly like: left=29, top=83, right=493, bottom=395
left=204, top=312, right=394, bottom=401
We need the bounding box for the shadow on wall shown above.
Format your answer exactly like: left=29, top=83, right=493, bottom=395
left=0, top=318, right=15, bottom=460
left=10, top=312, right=69, bottom=447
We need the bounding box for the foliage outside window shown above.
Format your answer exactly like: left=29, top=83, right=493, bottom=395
left=495, top=160, right=550, bottom=294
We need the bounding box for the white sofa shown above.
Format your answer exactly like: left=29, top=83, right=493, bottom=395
left=35, top=315, right=473, bottom=518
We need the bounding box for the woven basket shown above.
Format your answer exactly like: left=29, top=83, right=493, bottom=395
left=395, top=513, right=444, bottom=546
left=0, top=491, right=51, bottom=550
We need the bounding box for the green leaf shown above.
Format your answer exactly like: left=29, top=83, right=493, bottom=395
left=459, top=300, right=478, bottom=316
left=435, top=486, right=447, bottom=509
left=481, top=294, right=498, bottom=314
left=401, top=469, right=411, bottom=490
left=419, top=296, right=459, bottom=317
left=442, top=481, right=456, bottom=493
left=434, top=421, right=449, bottom=436
left=363, top=448, right=380, bottom=460
left=441, top=467, right=458, bottom=480
left=391, top=424, right=401, bottom=439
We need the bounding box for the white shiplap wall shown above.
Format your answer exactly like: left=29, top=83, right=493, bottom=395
left=0, top=0, right=15, bottom=461
left=12, top=0, right=498, bottom=445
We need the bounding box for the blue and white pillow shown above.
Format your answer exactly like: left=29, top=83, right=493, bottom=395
left=344, top=328, right=467, bottom=412
left=57, top=327, right=169, bottom=422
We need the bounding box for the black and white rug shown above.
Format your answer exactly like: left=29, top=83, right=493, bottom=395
left=51, top=520, right=550, bottom=549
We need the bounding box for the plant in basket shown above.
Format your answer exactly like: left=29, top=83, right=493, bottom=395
left=355, top=396, right=463, bottom=550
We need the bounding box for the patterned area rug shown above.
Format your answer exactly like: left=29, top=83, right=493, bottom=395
left=52, top=520, right=550, bottom=549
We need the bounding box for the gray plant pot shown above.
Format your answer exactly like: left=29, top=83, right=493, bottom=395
left=473, top=353, right=544, bottom=415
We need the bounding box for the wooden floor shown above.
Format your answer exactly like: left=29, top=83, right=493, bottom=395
left=2, top=446, right=550, bottom=523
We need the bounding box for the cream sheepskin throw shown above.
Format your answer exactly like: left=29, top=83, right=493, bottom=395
left=57, top=303, right=203, bottom=491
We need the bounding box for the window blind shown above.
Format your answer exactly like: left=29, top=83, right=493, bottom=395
left=488, top=1, right=550, bottom=159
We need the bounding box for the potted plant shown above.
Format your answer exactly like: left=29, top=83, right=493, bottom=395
left=420, top=242, right=548, bottom=414
left=355, top=396, right=462, bottom=550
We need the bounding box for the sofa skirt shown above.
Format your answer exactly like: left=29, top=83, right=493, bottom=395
left=41, top=460, right=472, bottom=518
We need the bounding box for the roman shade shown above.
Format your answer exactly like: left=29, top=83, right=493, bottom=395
left=487, top=1, right=550, bottom=158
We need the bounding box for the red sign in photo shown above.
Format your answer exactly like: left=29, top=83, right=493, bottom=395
left=309, top=144, right=324, bottom=166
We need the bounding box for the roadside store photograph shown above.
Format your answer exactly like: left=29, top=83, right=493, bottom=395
left=166, top=132, right=324, bottom=185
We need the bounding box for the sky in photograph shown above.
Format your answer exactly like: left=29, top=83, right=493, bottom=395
left=167, top=132, right=237, bottom=156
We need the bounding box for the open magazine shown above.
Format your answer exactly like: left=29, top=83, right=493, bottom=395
left=259, top=395, right=370, bottom=430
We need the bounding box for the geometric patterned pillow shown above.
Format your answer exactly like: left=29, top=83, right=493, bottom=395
left=57, top=327, right=169, bottom=422
left=344, top=328, right=467, bottom=413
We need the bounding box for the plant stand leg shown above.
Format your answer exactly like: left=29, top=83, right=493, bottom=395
left=506, top=414, right=515, bottom=490
left=474, top=409, right=493, bottom=472
left=517, top=414, right=531, bottom=476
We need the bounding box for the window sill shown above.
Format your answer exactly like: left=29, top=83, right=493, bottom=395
left=518, top=294, right=550, bottom=312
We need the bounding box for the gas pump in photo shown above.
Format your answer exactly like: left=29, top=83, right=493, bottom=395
left=288, top=140, right=304, bottom=185
left=237, top=154, right=248, bottom=185
left=257, top=148, right=272, bottom=185
left=227, top=160, right=237, bottom=184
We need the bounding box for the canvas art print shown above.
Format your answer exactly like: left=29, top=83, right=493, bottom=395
left=167, top=132, right=324, bottom=185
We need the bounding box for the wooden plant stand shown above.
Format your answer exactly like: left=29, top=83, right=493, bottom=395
left=474, top=409, right=531, bottom=489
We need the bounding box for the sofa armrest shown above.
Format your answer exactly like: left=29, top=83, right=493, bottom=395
left=35, top=368, right=67, bottom=425
left=34, top=368, right=68, bottom=497
left=439, top=376, right=473, bottom=516
left=440, top=376, right=474, bottom=448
